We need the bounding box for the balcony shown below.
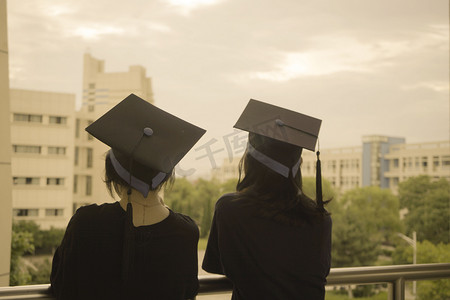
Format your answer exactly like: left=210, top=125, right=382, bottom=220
left=0, top=263, right=449, bottom=300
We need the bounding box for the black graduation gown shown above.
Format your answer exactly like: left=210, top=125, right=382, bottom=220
left=50, top=202, right=199, bottom=300
left=202, top=194, right=332, bottom=300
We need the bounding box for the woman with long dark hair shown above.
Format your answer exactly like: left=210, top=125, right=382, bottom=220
left=50, top=94, right=205, bottom=300
left=202, top=99, right=332, bottom=300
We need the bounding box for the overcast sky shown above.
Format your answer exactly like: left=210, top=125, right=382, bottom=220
left=7, top=0, right=449, bottom=176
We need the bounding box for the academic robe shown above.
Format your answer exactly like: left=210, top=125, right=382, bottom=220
left=50, top=202, right=199, bottom=300
left=202, top=194, right=332, bottom=300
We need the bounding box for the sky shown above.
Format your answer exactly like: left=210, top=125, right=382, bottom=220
left=6, top=0, right=449, bottom=176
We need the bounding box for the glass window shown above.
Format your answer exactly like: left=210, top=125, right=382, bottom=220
left=13, top=113, right=42, bottom=123
left=47, top=178, right=65, bottom=186
left=13, top=177, right=40, bottom=185
left=45, top=209, right=64, bottom=216
left=13, top=209, right=39, bottom=217
left=87, top=148, right=93, bottom=168
left=73, top=175, right=78, bottom=193
left=49, top=116, right=67, bottom=124
left=74, top=146, right=79, bottom=166
left=86, top=176, right=92, bottom=195
left=13, top=145, right=41, bottom=154
left=75, top=118, right=80, bottom=138
left=48, top=146, right=66, bottom=155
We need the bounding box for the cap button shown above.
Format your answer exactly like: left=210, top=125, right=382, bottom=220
left=143, top=127, right=153, bottom=136
left=275, top=119, right=285, bottom=126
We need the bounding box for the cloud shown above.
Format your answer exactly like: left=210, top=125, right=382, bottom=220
left=247, top=23, right=448, bottom=82
left=72, top=25, right=125, bottom=40
left=162, top=0, right=224, bottom=15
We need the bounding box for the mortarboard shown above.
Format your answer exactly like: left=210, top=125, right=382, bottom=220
left=234, top=99, right=321, bottom=151
left=86, top=93, right=206, bottom=195
left=234, top=99, right=324, bottom=206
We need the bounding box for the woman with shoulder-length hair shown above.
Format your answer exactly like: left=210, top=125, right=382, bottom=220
left=202, top=99, right=332, bottom=300
left=50, top=94, right=205, bottom=300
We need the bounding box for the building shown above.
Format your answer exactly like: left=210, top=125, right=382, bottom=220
left=213, top=135, right=450, bottom=194
left=73, top=53, right=154, bottom=210
left=0, top=0, right=13, bottom=286
left=10, top=89, right=75, bottom=229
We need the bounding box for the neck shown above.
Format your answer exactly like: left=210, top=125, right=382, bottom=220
left=118, top=187, right=169, bottom=226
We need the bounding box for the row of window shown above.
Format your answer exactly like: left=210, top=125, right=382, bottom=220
left=390, top=155, right=450, bottom=170
left=13, top=208, right=64, bottom=217
left=13, top=177, right=65, bottom=186
left=13, top=145, right=66, bottom=155
left=13, top=113, right=68, bottom=125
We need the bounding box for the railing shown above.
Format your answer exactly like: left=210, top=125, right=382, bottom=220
left=0, top=263, right=449, bottom=300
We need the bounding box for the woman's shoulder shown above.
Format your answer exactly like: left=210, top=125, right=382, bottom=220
left=170, top=210, right=200, bottom=233
left=68, top=202, right=123, bottom=230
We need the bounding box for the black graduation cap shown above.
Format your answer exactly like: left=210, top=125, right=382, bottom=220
left=86, top=93, right=206, bottom=175
left=234, top=99, right=321, bottom=151
left=234, top=99, right=324, bottom=208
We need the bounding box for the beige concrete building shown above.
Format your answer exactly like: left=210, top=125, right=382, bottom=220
left=0, top=0, right=13, bottom=286
left=212, top=135, right=450, bottom=195
left=10, top=89, right=76, bottom=229
left=73, top=53, right=154, bottom=210
left=384, top=141, right=450, bottom=193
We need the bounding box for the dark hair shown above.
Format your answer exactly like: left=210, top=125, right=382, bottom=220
left=104, top=151, right=175, bottom=198
left=235, top=133, right=330, bottom=226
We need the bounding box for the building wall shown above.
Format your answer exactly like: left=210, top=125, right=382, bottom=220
left=384, top=141, right=450, bottom=193
left=73, top=54, right=154, bottom=211
left=302, top=146, right=363, bottom=194
left=0, top=0, right=12, bottom=286
left=10, top=89, right=75, bottom=229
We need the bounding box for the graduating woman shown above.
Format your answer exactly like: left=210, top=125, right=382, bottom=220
left=50, top=94, right=205, bottom=300
left=202, top=99, right=332, bottom=300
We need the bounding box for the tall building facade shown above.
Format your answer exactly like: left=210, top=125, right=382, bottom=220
left=10, top=89, right=75, bottom=229
left=0, top=0, right=13, bottom=286
left=213, top=135, right=450, bottom=195
left=73, top=53, right=154, bottom=210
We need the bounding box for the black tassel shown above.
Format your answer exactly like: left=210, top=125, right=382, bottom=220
left=122, top=202, right=135, bottom=283
left=316, top=151, right=323, bottom=210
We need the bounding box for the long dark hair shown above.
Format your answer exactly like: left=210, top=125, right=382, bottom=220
left=104, top=151, right=175, bottom=198
left=236, top=133, right=329, bottom=226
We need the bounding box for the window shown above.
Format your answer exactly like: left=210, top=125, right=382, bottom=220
left=13, top=209, right=39, bottom=217
left=73, top=175, right=78, bottom=193
left=13, top=177, right=40, bottom=185
left=13, top=145, right=41, bottom=154
left=89, top=83, right=96, bottom=89
left=86, top=176, right=92, bottom=196
left=13, top=113, right=42, bottom=123
left=49, top=116, right=67, bottom=124
left=87, top=148, right=93, bottom=168
left=88, top=105, right=94, bottom=112
left=48, top=146, right=66, bottom=155
left=75, top=118, right=80, bottom=138
left=74, top=146, right=79, bottom=166
left=47, top=178, right=65, bottom=186
left=87, top=120, right=94, bottom=140
left=45, top=209, right=64, bottom=217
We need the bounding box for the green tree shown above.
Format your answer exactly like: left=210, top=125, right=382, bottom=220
left=398, top=176, right=449, bottom=244
left=302, top=176, right=336, bottom=202
left=196, top=179, right=221, bottom=238
left=10, top=231, right=34, bottom=286
left=331, top=187, right=403, bottom=268
left=164, top=177, right=199, bottom=220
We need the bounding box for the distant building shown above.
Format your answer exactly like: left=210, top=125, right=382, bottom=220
left=73, top=53, right=154, bottom=211
left=213, top=135, right=450, bottom=194
left=10, top=89, right=75, bottom=229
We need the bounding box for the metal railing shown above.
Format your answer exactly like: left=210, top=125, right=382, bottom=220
left=0, top=263, right=449, bottom=300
